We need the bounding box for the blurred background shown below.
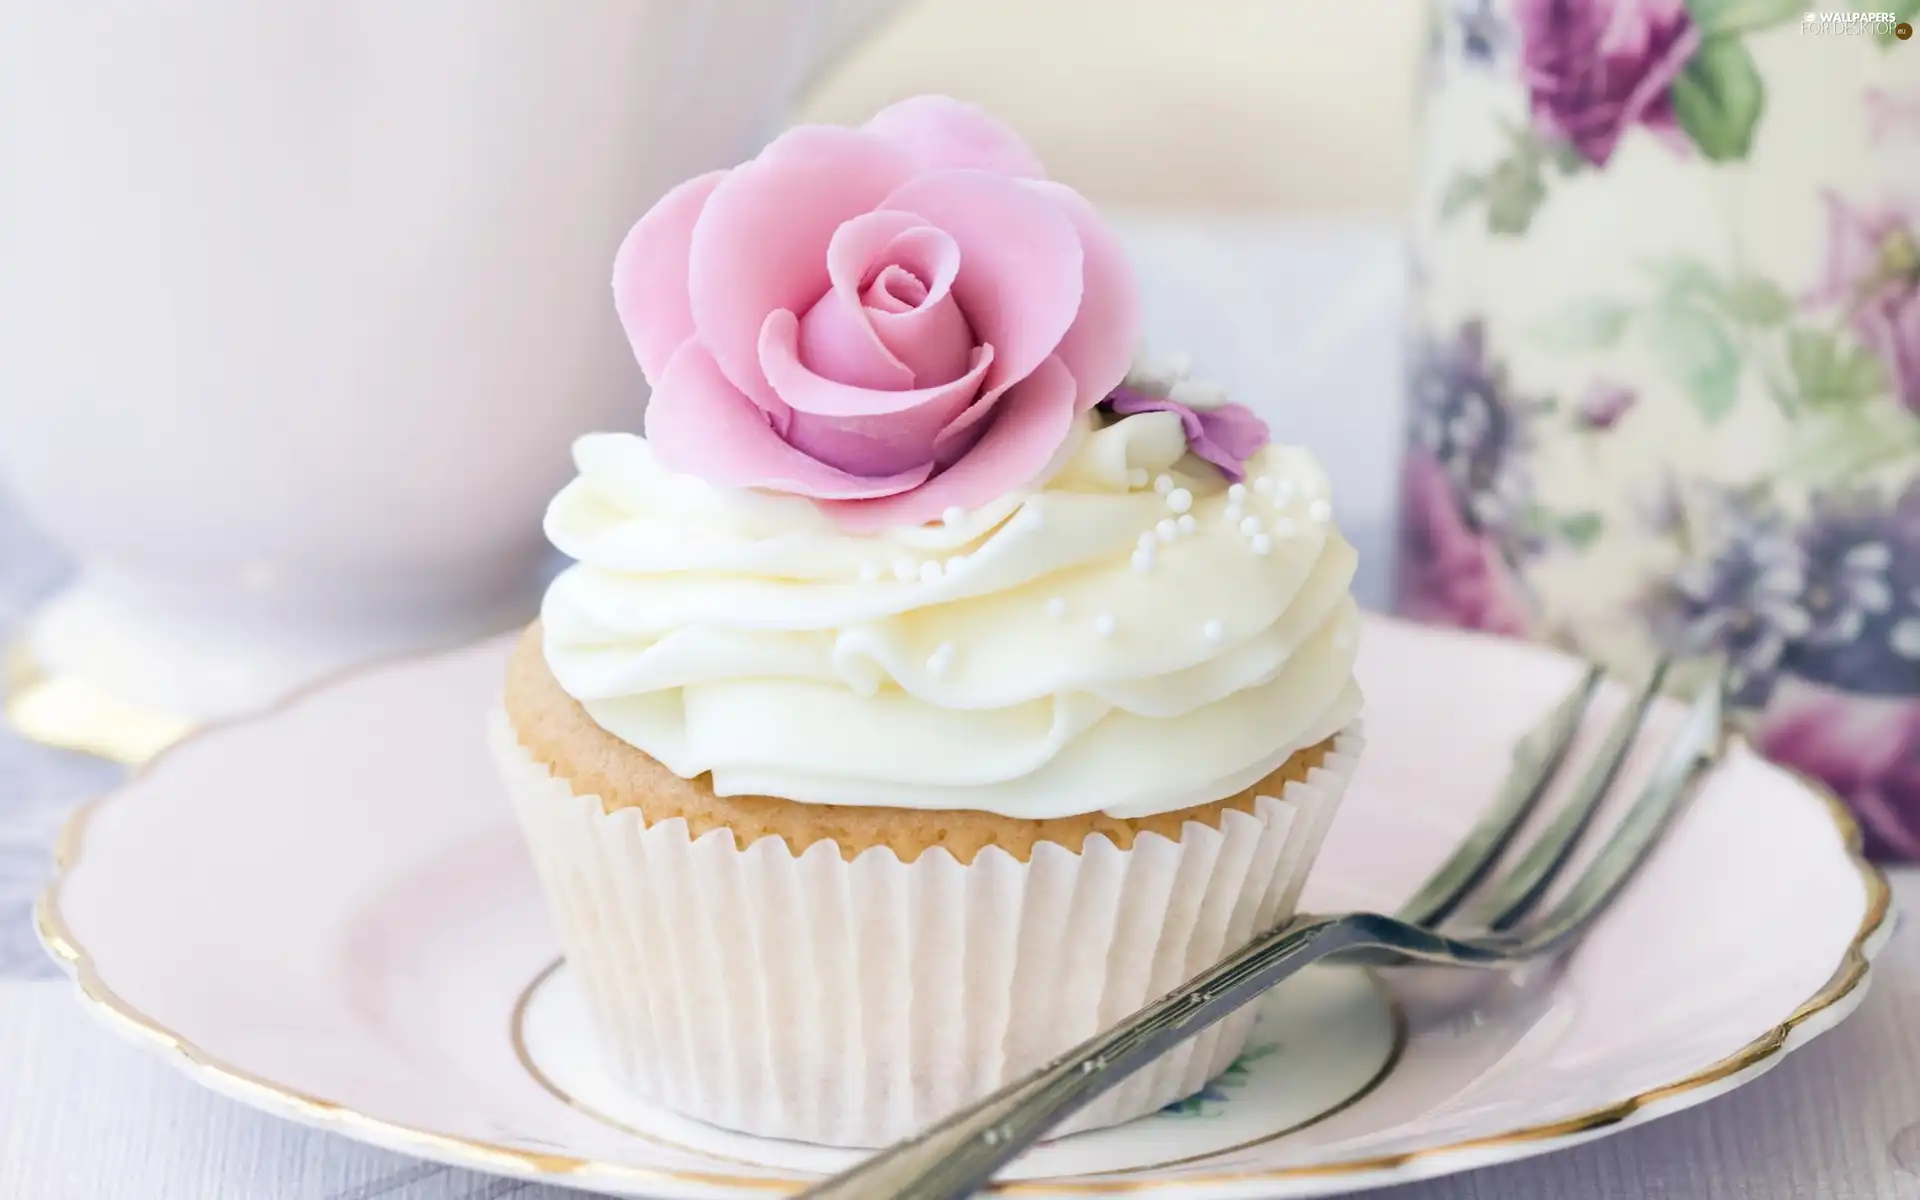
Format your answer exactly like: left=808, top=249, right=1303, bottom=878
left=796, top=0, right=1422, bottom=214
left=0, top=0, right=1423, bottom=764
left=2, top=0, right=1917, bottom=859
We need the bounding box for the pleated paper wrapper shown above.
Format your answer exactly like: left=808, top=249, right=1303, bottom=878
left=491, top=710, right=1362, bottom=1147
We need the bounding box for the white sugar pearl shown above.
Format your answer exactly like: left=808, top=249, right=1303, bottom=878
left=1250, top=534, right=1273, bottom=556
left=927, top=643, right=956, bottom=677
left=1093, top=613, right=1118, bottom=638
left=1203, top=619, right=1225, bottom=642
left=1253, top=475, right=1275, bottom=496
left=893, top=559, right=918, bottom=582
left=942, top=506, right=966, bottom=526
left=945, top=556, right=968, bottom=576
left=1045, top=596, right=1068, bottom=619
left=1178, top=514, right=1197, bottom=535
left=1227, top=483, right=1248, bottom=502
left=1309, top=499, right=1332, bottom=522
left=1223, top=503, right=1245, bottom=524
left=919, top=560, right=944, bottom=584
left=859, top=562, right=881, bottom=583
left=1166, top=488, right=1193, bottom=514
left=1131, top=547, right=1157, bottom=574
left=1274, top=478, right=1297, bottom=501
left=1156, top=518, right=1179, bottom=543
left=1154, top=474, right=1175, bottom=495
left=1238, top=516, right=1263, bottom=537
left=1137, top=531, right=1158, bottom=552
left=1127, top=467, right=1150, bottom=489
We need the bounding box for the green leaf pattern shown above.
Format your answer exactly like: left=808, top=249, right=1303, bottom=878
left=1533, top=254, right=1902, bottom=445
left=1644, top=301, right=1742, bottom=424
left=1786, top=329, right=1887, bottom=409
left=1683, top=0, right=1804, bottom=36
left=1671, top=36, right=1767, bottom=161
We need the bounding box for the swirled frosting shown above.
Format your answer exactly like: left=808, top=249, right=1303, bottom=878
left=539, top=411, right=1361, bottom=819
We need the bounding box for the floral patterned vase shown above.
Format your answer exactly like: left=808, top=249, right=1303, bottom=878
left=1399, top=0, right=1920, bottom=856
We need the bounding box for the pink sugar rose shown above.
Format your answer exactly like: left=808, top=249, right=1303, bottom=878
left=616, top=95, right=1140, bottom=529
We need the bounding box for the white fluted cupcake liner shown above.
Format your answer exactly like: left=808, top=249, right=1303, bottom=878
left=492, top=710, right=1361, bottom=1148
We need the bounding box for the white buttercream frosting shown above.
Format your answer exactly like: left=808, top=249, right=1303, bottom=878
left=539, top=411, right=1362, bottom=819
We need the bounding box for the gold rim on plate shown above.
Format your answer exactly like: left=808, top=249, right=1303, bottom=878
left=31, top=674, right=1895, bottom=1194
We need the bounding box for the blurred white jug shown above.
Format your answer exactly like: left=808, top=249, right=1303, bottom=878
left=0, top=0, right=896, bottom=755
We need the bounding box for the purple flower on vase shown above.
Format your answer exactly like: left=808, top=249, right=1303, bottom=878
left=1515, top=0, right=1701, bottom=167
left=1794, top=490, right=1897, bottom=647
left=1407, top=320, right=1536, bottom=539
left=1781, top=482, right=1920, bottom=698
left=1101, top=386, right=1270, bottom=482
left=1396, top=450, right=1534, bottom=636
left=1760, top=677, right=1920, bottom=861
left=1575, top=378, right=1637, bottom=429
left=1646, top=489, right=1809, bottom=707
left=1806, top=193, right=1920, bottom=412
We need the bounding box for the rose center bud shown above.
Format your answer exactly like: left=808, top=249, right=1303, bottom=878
left=796, top=222, right=977, bottom=395
left=865, top=264, right=929, bottom=313
left=783, top=219, right=986, bottom=479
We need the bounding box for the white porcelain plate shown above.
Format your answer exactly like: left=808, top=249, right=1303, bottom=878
left=37, top=616, right=1891, bottom=1198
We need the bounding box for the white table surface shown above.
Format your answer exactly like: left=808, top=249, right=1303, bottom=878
left=2, top=219, right=1917, bottom=1199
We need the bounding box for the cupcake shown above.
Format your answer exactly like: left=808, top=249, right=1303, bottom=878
left=493, top=95, right=1364, bottom=1148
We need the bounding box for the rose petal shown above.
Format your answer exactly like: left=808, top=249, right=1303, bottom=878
left=761, top=309, right=992, bottom=417
left=797, top=288, right=916, bottom=391
left=870, top=291, right=974, bottom=388
left=863, top=94, right=1047, bottom=178
left=796, top=209, right=924, bottom=389
left=879, top=169, right=1084, bottom=400
left=612, top=170, right=725, bottom=388
left=1105, top=388, right=1269, bottom=481
left=1189, top=404, right=1272, bottom=477
left=867, top=265, right=927, bottom=311
left=1025, top=180, right=1140, bottom=411
left=763, top=309, right=991, bottom=476
left=645, top=340, right=930, bottom=499
left=865, top=225, right=973, bottom=385
left=689, top=126, right=917, bottom=412
left=822, top=354, right=1079, bottom=530
left=798, top=214, right=974, bottom=389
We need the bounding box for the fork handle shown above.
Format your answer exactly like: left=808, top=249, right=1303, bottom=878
left=799, top=914, right=1366, bottom=1200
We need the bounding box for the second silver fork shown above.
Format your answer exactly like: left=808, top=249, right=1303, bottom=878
left=802, top=660, right=1727, bottom=1200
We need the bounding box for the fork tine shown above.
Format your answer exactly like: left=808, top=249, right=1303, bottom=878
left=1521, top=672, right=1725, bottom=956
left=1394, top=665, right=1603, bottom=928
left=1465, top=657, right=1672, bottom=932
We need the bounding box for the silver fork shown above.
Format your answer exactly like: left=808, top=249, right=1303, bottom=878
left=801, top=659, right=1727, bottom=1200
